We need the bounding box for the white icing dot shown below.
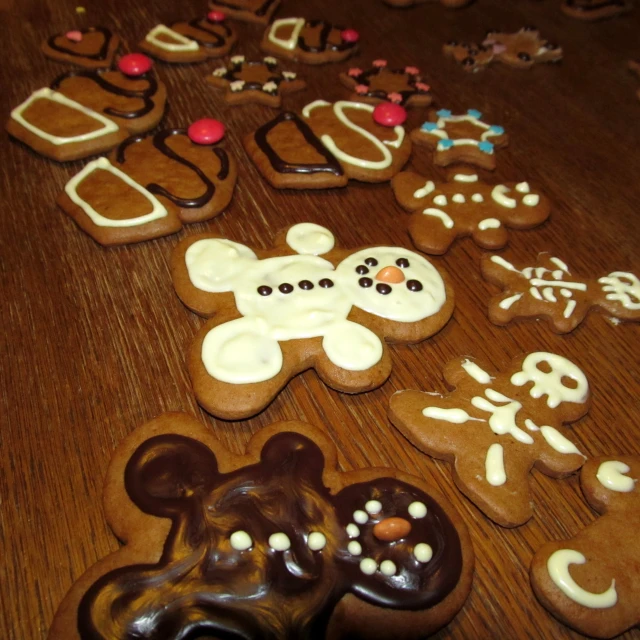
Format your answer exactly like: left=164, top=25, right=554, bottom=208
left=307, top=532, right=327, bottom=551
left=353, top=510, right=368, bottom=524
left=408, top=501, right=427, bottom=519
left=471, top=193, right=484, bottom=203
left=346, top=523, right=360, bottom=538
left=269, top=532, right=291, bottom=551
left=452, top=193, right=465, bottom=203
left=414, top=543, right=433, bottom=563
left=433, top=194, right=448, bottom=206
left=230, top=530, right=252, bottom=551
left=523, top=193, right=540, bottom=207
left=365, top=500, right=382, bottom=515
left=348, top=541, right=363, bottom=556
left=380, top=560, right=397, bottom=576
left=515, top=181, right=530, bottom=193
left=360, top=558, right=378, bottom=575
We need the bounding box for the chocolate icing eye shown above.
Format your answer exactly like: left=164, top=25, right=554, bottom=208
left=356, top=264, right=369, bottom=275
left=407, top=280, right=423, bottom=292
left=359, top=277, right=373, bottom=288
left=364, top=257, right=379, bottom=267
left=518, top=52, right=532, bottom=61
left=258, top=285, right=273, bottom=296
left=396, top=258, right=410, bottom=268
left=319, top=278, right=334, bottom=288
left=279, top=283, right=294, bottom=294
left=299, top=280, right=314, bottom=290
left=376, top=283, right=392, bottom=295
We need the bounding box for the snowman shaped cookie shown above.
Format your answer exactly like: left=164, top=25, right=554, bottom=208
left=172, top=223, right=454, bottom=419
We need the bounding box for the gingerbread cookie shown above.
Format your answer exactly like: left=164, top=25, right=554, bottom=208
left=444, top=28, right=562, bottom=72
left=208, top=0, right=280, bottom=24
left=629, top=60, right=640, bottom=100
left=139, top=12, right=237, bottom=63
left=48, top=414, right=474, bottom=640
left=411, top=109, right=508, bottom=170
left=383, top=0, right=474, bottom=7
left=208, top=55, right=306, bottom=107
left=339, top=60, right=433, bottom=107
left=7, top=54, right=166, bottom=162
left=58, top=119, right=236, bottom=246
left=41, top=27, right=120, bottom=69
left=482, top=253, right=640, bottom=333
left=531, top=456, right=640, bottom=638
left=245, top=100, right=411, bottom=189
left=561, top=0, right=633, bottom=21
left=172, top=223, right=454, bottom=419
left=392, top=170, right=551, bottom=254
left=261, top=18, right=360, bottom=65
left=389, top=352, right=590, bottom=527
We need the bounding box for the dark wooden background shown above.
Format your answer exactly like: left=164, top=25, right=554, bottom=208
left=1, top=0, right=639, bottom=638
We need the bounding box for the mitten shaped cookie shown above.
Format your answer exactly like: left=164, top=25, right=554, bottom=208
left=531, top=456, right=640, bottom=638
left=389, top=352, right=590, bottom=527
left=392, top=170, right=550, bottom=254
left=172, top=223, right=454, bottom=419
left=48, top=414, right=474, bottom=640
left=561, top=0, right=633, bottom=21
left=41, top=27, right=121, bottom=68
left=7, top=54, right=166, bottom=162
left=482, top=253, right=640, bottom=333
left=58, top=119, right=236, bottom=245
left=209, top=0, right=280, bottom=24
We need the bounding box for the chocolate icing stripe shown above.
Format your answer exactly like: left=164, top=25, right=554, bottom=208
left=214, top=148, right=230, bottom=180
left=185, top=18, right=233, bottom=47
left=298, top=20, right=356, bottom=54
left=47, top=27, right=114, bottom=61
left=253, top=111, right=344, bottom=176
left=212, top=0, right=277, bottom=16
left=565, top=0, right=625, bottom=8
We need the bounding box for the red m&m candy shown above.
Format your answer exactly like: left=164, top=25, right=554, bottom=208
left=207, top=11, right=226, bottom=22
left=341, top=29, right=360, bottom=43
left=118, top=53, right=153, bottom=77
left=373, top=102, right=407, bottom=127
left=188, top=119, right=226, bottom=145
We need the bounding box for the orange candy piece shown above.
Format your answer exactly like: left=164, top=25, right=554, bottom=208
left=372, top=517, right=412, bottom=541
left=375, top=266, right=405, bottom=283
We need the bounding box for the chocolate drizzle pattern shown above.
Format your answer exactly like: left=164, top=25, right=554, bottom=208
left=212, top=0, right=277, bottom=17
left=253, top=112, right=344, bottom=176
left=184, top=16, right=234, bottom=47
left=223, top=58, right=282, bottom=92
left=77, top=432, right=463, bottom=639
left=50, top=69, right=158, bottom=120
left=47, top=27, right=114, bottom=61
left=347, top=66, right=429, bottom=106
left=298, top=20, right=356, bottom=54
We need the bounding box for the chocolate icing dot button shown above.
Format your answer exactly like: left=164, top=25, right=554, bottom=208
left=65, top=30, right=83, bottom=42
left=188, top=119, right=226, bottom=145
left=341, top=28, right=360, bottom=43
left=118, top=53, right=153, bottom=77
left=207, top=10, right=226, bottom=22
left=373, top=102, right=407, bottom=127
left=373, top=517, right=412, bottom=542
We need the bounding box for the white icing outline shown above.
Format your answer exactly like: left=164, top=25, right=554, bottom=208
left=267, top=17, right=305, bottom=51
left=145, top=24, right=199, bottom=52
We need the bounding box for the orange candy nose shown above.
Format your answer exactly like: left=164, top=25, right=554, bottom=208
left=375, top=266, right=405, bottom=283
left=372, top=517, right=412, bottom=542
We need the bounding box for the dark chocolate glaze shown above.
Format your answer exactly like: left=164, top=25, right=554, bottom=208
left=116, top=129, right=230, bottom=208
left=47, top=27, right=114, bottom=61
left=211, top=0, right=277, bottom=17
left=50, top=69, right=158, bottom=119
left=77, top=432, right=463, bottom=639
left=253, top=111, right=344, bottom=176
left=564, top=0, right=625, bottom=9
left=223, top=60, right=282, bottom=94
left=348, top=67, right=428, bottom=106
left=297, top=20, right=357, bottom=54
left=183, top=16, right=234, bottom=48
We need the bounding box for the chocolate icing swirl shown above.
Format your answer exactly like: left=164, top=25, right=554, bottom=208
left=47, top=27, right=114, bottom=61
left=77, top=432, right=463, bottom=639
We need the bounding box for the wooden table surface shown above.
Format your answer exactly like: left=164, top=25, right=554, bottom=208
left=1, top=0, right=639, bottom=638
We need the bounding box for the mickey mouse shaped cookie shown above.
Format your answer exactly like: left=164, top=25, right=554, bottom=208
left=531, top=456, right=640, bottom=638
left=172, top=223, right=454, bottom=419
left=48, top=414, right=474, bottom=640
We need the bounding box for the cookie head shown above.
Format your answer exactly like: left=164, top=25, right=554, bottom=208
left=597, top=271, right=640, bottom=318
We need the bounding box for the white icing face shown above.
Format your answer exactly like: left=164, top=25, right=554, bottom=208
left=598, top=272, right=640, bottom=310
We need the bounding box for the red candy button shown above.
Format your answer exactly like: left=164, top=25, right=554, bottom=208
left=118, top=53, right=153, bottom=76
left=373, top=102, right=407, bottom=127
left=207, top=10, right=225, bottom=22
left=188, top=119, right=225, bottom=145
left=341, top=28, right=360, bottom=43
left=65, top=30, right=83, bottom=42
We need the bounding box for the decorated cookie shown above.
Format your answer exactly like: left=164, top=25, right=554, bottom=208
left=389, top=352, right=590, bottom=527
left=171, top=223, right=454, bottom=419
left=58, top=120, right=236, bottom=246
left=48, top=414, right=474, bottom=640
left=444, top=28, right=562, bottom=72
left=561, top=0, right=633, bottom=21
left=261, top=18, right=360, bottom=65
left=208, top=0, right=280, bottom=24
left=531, top=456, right=640, bottom=638
left=383, top=0, right=474, bottom=7
left=392, top=170, right=551, bottom=254
left=339, top=60, right=432, bottom=107
left=41, top=27, right=120, bottom=69
left=207, top=55, right=306, bottom=107
left=630, top=60, right=640, bottom=100
left=482, top=253, right=640, bottom=333
left=411, top=109, right=508, bottom=170
left=245, top=100, right=411, bottom=189
left=7, top=54, right=166, bottom=162
left=139, top=13, right=237, bottom=63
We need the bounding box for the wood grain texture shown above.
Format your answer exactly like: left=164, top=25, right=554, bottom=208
left=0, top=0, right=639, bottom=638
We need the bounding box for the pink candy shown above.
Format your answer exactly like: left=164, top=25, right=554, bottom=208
left=355, top=84, right=368, bottom=94
left=373, top=102, right=407, bottom=127
left=65, top=30, right=83, bottom=42
left=341, top=29, right=360, bottom=43
left=118, top=53, right=152, bottom=76
left=415, top=82, right=430, bottom=92
left=405, top=66, right=420, bottom=75
left=388, top=92, right=403, bottom=104
left=188, top=119, right=226, bottom=145
left=207, top=11, right=226, bottom=22
left=373, top=59, right=387, bottom=68
left=348, top=68, right=362, bottom=77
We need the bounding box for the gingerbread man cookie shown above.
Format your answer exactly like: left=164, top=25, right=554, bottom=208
left=531, top=456, right=640, bottom=638
left=383, top=0, right=474, bottom=7
left=482, top=253, right=640, bottom=333
left=392, top=170, right=551, bottom=254
left=41, top=27, right=121, bottom=69
left=389, top=352, right=590, bottom=527
left=245, top=100, right=411, bottom=189
left=208, top=0, right=280, bottom=24
left=561, top=0, right=633, bottom=21
left=58, top=119, right=236, bottom=246
left=48, top=414, right=474, bottom=640
left=7, top=54, right=166, bottom=162
left=172, top=223, right=454, bottom=419
left=444, top=27, right=562, bottom=72
left=261, top=18, right=360, bottom=65
left=207, top=55, right=306, bottom=107
left=629, top=60, right=640, bottom=100
left=411, top=109, right=508, bottom=170
left=339, top=60, right=433, bottom=107
left=139, top=12, right=237, bottom=63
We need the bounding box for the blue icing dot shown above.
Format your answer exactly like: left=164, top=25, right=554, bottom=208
left=438, top=139, right=454, bottom=149
left=421, top=122, right=438, bottom=132
left=467, top=109, right=482, bottom=119
left=436, top=109, right=451, bottom=117
left=489, top=125, right=504, bottom=134
left=478, top=141, right=494, bottom=154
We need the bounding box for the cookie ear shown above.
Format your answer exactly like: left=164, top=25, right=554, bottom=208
left=259, top=431, right=326, bottom=486
left=125, top=434, right=219, bottom=517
